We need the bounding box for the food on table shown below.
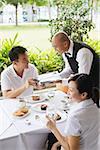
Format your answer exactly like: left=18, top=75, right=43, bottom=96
left=56, top=83, right=68, bottom=93
left=40, top=79, right=62, bottom=88
left=13, top=107, right=29, bottom=117
left=55, top=113, right=61, bottom=121
left=31, top=95, right=40, bottom=101
left=20, top=107, right=29, bottom=113
left=47, top=112, right=61, bottom=121
left=41, top=104, right=48, bottom=110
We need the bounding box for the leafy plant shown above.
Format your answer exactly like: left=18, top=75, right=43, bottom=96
left=29, top=48, right=64, bottom=74
left=84, top=39, right=100, bottom=56
left=0, top=33, right=99, bottom=75
left=0, top=33, right=20, bottom=73
left=49, top=0, right=94, bottom=41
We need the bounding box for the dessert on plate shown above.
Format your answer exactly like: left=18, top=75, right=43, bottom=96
left=31, top=95, right=40, bottom=101
left=13, top=107, right=29, bottom=117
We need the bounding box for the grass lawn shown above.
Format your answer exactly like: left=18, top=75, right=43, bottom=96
left=0, top=24, right=51, bottom=51
left=0, top=23, right=100, bottom=51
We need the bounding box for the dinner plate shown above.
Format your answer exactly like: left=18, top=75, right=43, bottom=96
left=42, top=110, right=67, bottom=123
left=32, top=104, right=48, bottom=113
left=24, top=95, right=46, bottom=104
left=32, top=104, right=67, bottom=123
left=13, top=108, right=31, bottom=119
left=54, top=111, right=67, bottom=123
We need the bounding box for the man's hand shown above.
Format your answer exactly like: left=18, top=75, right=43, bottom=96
left=24, top=78, right=39, bottom=89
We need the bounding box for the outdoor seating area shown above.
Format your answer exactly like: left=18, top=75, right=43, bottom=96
left=0, top=0, right=100, bottom=150
left=0, top=72, right=69, bottom=150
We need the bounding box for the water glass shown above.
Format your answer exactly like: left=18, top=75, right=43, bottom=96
left=47, top=91, right=55, bottom=101
left=46, top=105, right=56, bottom=119
left=19, top=98, right=26, bottom=108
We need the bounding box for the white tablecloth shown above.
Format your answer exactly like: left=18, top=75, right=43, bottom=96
left=0, top=90, right=68, bottom=150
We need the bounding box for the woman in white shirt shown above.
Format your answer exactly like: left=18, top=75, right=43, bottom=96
left=46, top=73, right=99, bottom=150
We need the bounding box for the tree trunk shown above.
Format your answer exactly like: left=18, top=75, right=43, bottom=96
left=15, top=4, right=18, bottom=26
left=48, top=0, right=51, bottom=21
left=91, top=0, right=94, bottom=21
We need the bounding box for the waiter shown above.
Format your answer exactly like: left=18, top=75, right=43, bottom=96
left=47, top=31, right=99, bottom=150
left=52, top=31, right=99, bottom=89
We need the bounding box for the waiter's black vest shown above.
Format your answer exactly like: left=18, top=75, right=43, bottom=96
left=65, top=42, right=99, bottom=88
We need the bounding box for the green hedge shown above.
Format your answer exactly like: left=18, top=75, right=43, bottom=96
left=0, top=35, right=64, bottom=74
left=0, top=35, right=99, bottom=74
left=0, top=33, right=20, bottom=73
left=29, top=48, right=64, bottom=74
left=85, top=39, right=100, bottom=55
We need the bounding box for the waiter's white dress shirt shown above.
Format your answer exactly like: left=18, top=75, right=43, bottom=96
left=61, top=99, right=99, bottom=150
left=59, top=40, right=93, bottom=78
left=1, top=63, right=38, bottom=98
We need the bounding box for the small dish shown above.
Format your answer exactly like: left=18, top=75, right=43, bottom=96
left=13, top=107, right=31, bottom=118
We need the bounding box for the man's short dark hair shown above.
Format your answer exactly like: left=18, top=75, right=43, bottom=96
left=9, top=46, right=27, bottom=62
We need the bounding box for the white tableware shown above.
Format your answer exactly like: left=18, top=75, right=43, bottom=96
left=32, top=103, right=48, bottom=113
left=55, top=111, right=67, bottom=123
left=23, top=94, right=46, bottom=104
left=46, top=110, right=67, bottom=123
left=13, top=108, right=31, bottom=119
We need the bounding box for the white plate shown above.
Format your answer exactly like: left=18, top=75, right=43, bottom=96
left=32, top=104, right=48, bottom=113
left=13, top=109, right=31, bottom=119
left=24, top=96, right=46, bottom=104
left=54, top=111, right=67, bottom=123
left=43, top=111, right=67, bottom=123
left=32, top=104, right=67, bottom=123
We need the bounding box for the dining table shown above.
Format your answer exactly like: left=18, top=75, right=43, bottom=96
left=0, top=86, right=70, bottom=150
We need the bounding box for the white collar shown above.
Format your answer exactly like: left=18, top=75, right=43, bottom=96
left=11, top=64, right=29, bottom=78
left=65, top=40, right=73, bottom=57
left=69, top=99, right=95, bottom=114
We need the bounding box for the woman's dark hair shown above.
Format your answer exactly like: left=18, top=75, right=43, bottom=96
left=68, top=73, right=99, bottom=108
left=9, top=46, right=27, bottom=62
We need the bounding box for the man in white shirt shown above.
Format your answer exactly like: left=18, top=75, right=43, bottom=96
left=1, top=46, right=39, bottom=98
left=52, top=31, right=99, bottom=88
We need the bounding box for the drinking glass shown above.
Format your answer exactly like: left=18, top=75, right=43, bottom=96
left=19, top=97, right=26, bottom=108
left=46, top=104, right=56, bottom=119
left=47, top=91, right=55, bottom=103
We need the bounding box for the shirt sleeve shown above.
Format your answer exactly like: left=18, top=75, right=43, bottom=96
left=1, top=72, right=12, bottom=91
left=59, top=54, right=73, bottom=78
left=76, top=48, right=93, bottom=74
left=64, top=116, right=82, bottom=136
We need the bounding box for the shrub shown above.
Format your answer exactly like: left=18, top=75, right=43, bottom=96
left=29, top=48, right=64, bottom=74
left=0, top=33, right=20, bottom=73
left=0, top=34, right=99, bottom=75
left=0, top=35, right=64, bottom=74
left=84, top=39, right=100, bottom=55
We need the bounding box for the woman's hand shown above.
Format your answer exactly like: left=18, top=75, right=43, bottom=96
left=46, top=115, right=56, bottom=131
